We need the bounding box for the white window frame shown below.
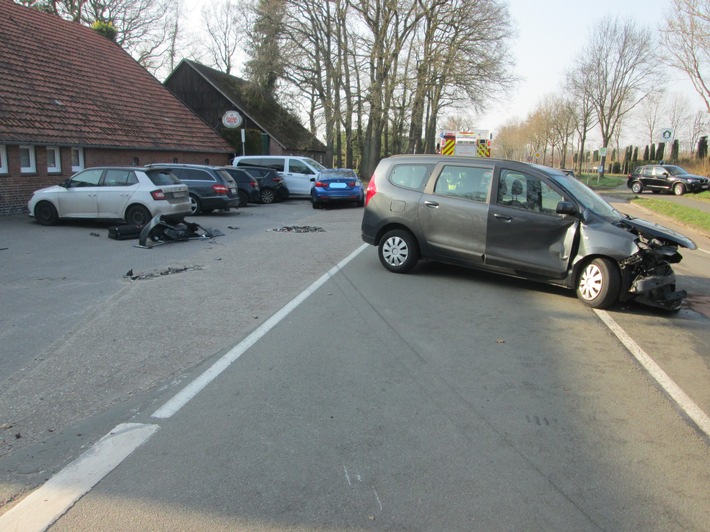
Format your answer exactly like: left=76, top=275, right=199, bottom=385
left=20, top=145, right=36, bottom=174
left=71, top=147, right=84, bottom=172
left=47, top=146, right=61, bottom=174
left=0, top=145, right=7, bottom=175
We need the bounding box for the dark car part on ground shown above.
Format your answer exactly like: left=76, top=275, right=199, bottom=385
left=361, top=155, right=696, bottom=311
left=627, top=164, right=710, bottom=196
left=137, top=215, right=224, bottom=248
left=238, top=166, right=290, bottom=204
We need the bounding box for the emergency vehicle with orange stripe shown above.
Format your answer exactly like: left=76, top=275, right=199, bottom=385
left=438, top=129, right=491, bottom=157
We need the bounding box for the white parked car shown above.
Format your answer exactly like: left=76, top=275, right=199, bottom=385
left=232, top=155, right=326, bottom=196
left=28, top=167, right=191, bottom=226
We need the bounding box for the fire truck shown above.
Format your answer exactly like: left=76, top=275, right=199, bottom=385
left=438, top=129, right=491, bottom=157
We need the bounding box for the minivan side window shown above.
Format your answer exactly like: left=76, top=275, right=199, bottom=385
left=389, top=164, right=433, bottom=191
left=289, top=160, right=314, bottom=175
left=434, top=165, right=490, bottom=202
left=497, top=170, right=563, bottom=214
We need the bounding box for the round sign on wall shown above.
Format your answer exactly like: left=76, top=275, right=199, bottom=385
left=222, top=110, right=243, bottom=129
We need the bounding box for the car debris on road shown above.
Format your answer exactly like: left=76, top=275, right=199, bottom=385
left=136, top=215, right=224, bottom=248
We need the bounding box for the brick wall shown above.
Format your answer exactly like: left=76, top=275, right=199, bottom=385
left=0, top=145, right=232, bottom=216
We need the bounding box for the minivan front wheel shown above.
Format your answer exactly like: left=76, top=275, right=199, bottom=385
left=576, top=258, right=621, bottom=309
left=379, top=230, right=419, bottom=273
left=673, top=183, right=686, bottom=196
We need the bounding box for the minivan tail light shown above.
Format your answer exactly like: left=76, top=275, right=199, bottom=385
left=365, top=176, right=377, bottom=206
left=151, top=189, right=166, bottom=200
left=212, top=184, right=229, bottom=195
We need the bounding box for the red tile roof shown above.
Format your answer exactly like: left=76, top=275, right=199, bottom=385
left=0, top=0, right=232, bottom=153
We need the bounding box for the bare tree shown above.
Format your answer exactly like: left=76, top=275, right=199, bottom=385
left=689, top=109, right=708, bottom=153
left=661, top=0, right=710, bottom=113
left=20, top=0, right=186, bottom=76
left=566, top=65, right=598, bottom=174
left=639, top=90, right=665, bottom=144
left=200, top=0, right=245, bottom=76
left=573, top=16, right=657, bottom=177
left=666, top=92, right=691, bottom=145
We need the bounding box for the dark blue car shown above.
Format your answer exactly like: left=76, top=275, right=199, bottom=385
left=311, top=169, right=365, bottom=209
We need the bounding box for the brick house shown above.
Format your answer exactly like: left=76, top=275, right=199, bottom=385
left=0, top=0, right=233, bottom=215
left=164, top=59, right=327, bottom=164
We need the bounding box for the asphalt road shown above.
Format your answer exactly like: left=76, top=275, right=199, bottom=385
left=1, top=196, right=709, bottom=530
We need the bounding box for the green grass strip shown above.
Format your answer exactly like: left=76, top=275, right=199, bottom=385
left=631, top=198, right=710, bottom=235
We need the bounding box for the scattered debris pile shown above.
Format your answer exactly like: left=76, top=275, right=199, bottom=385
left=124, top=265, right=203, bottom=281
left=270, top=226, right=326, bottom=233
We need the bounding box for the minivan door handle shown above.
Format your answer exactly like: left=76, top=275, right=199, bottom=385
left=494, top=213, right=512, bottom=222
left=424, top=201, right=439, bottom=208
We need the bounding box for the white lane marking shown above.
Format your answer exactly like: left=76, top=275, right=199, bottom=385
left=152, top=244, right=369, bottom=419
left=595, top=309, right=710, bottom=438
left=343, top=465, right=351, bottom=486
left=0, top=423, right=159, bottom=532
left=373, top=488, right=383, bottom=511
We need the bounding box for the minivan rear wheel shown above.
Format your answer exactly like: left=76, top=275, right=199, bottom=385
left=631, top=181, right=643, bottom=194
left=576, top=258, right=620, bottom=309
left=379, top=229, right=419, bottom=273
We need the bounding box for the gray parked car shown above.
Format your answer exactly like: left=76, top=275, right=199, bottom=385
left=361, top=155, right=696, bottom=310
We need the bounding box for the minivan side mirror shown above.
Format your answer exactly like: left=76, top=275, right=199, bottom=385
left=556, top=201, right=579, bottom=216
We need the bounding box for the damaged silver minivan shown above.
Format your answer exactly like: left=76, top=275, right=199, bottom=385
left=361, top=155, right=696, bottom=310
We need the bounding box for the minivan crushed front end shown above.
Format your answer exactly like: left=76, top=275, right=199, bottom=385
left=614, top=217, right=695, bottom=310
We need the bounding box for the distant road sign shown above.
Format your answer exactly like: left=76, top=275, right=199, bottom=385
left=660, top=128, right=674, bottom=142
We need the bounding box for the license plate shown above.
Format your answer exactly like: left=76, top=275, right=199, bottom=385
left=329, top=182, right=347, bottom=189
left=230, top=187, right=237, bottom=194
left=173, top=191, right=186, bottom=198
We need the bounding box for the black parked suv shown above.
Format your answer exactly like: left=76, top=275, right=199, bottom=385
left=219, top=167, right=261, bottom=206
left=627, top=164, right=709, bottom=196
left=239, top=166, right=290, bottom=203
left=147, top=164, right=240, bottom=214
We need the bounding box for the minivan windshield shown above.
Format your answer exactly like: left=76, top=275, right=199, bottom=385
left=551, top=174, right=622, bottom=221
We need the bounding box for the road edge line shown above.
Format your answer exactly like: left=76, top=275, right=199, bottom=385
left=0, top=423, right=159, bottom=532
left=151, top=243, right=369, bottom=419
left=595, top=309, right=710, bottom=439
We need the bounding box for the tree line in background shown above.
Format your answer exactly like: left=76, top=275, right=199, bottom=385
left=15, top=0, right=710, bottom=178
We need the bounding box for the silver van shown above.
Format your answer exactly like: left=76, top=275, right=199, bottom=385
left=361, top=155, right=696, bottom=310
left=232, top=156, right=326, bottom=197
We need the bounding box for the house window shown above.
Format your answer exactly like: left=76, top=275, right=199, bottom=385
left=71, top=147, right=84, bottom=172
left=20, top=145, right=36, bottom=174
left=0, top=145, right=7, bottom=175
left=47, top=146, right=61, bottom=173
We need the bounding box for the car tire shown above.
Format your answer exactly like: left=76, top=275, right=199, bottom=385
left=260, top=188, right=275, bottom=204
left=673, top=183, right=685, bottom=196
left=189, top=195, right=201, bottom=215
left=125, top=205, right=152, bottom=226
left=357, top=196, right=365, bottom=207
left=34, top=201, right=59, bottom=226
left=575, top=257, right=621, bottom=309
left=312, top=198, right=321, bottom=209
left=631, top=181, right=643, bottom=194
left=238, top=190, right=249, bottom=208
left=378, top=229, right=419, bottom=273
